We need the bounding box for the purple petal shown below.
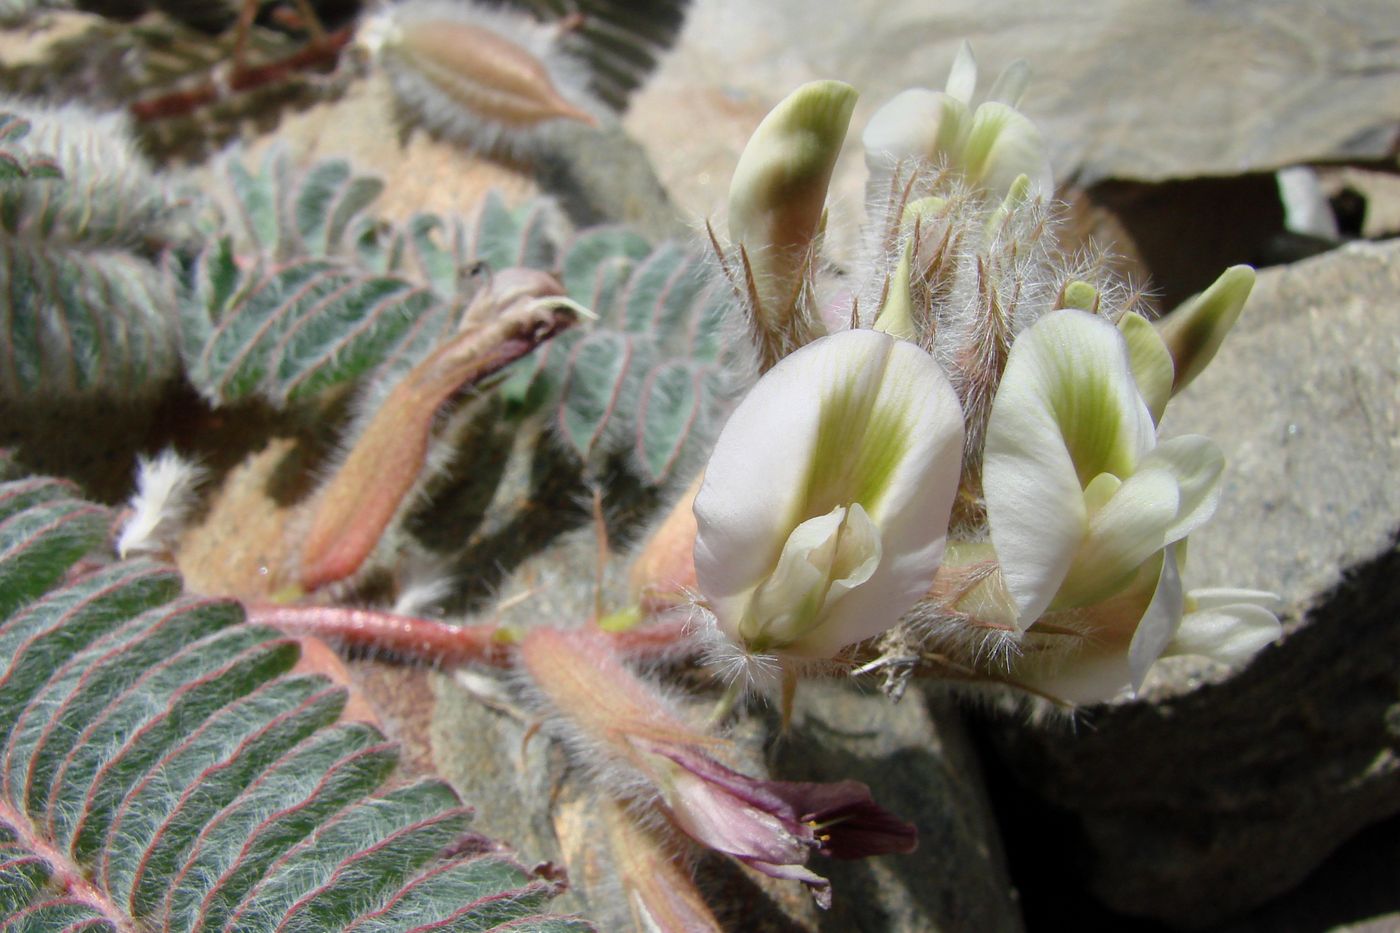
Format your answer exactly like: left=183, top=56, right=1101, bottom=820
left=765, top=778, right=919, bottom=859
left=654, top=746, right=803, bottom=823
left=656, top=747, right=917, bottom=858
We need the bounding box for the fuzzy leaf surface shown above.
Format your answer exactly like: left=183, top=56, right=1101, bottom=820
left=0, top=477, right=592, bottom=932
left=0, top=115, right=61, bottom=181
left=183, top=156, right=566, bottom=408
left=0, top=105, right=190, bottom=398
left=0, top=236, right=180, bottom=396
left=519, top=229, right=739, bottom=483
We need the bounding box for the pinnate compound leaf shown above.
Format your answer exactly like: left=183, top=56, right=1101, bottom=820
left=558, top=330, right=635, bottom=460
left=0, top=236, right=181, bottom=397
left=224, top=153, right=289, bottom=259
left=185, top=155, right=568, bottom=408
left=0, top=477, right=592, bottom=931
left=295, top=159, right=387, bottom=259
left=190, top=259, right=442, bottom=405
left=470, top=191, right=559, bottom=274
left=560, top=226, right=652, bottom=306
left=635, top=360, right=706, bottom=484
left=532, top=0, right=687, bottom=111
left=0, top=104, right=191, bottom=398
left=223, top=152, right=390, bottom=264
left=0, top=495, right=108, bottom=618
left=0, top=103, right=187, bottom=252
left=522, top=230, right=740, bottom=482
left=0, top=114, right=62, bottom=181
left=620, top=241, right=692, bottom=333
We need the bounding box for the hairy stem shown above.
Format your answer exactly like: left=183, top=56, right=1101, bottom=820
left=252, top=605, right=696, bottom=668
left=251, top=605, right=516, bottom=667
left=130, top=26, right=353, bottom=122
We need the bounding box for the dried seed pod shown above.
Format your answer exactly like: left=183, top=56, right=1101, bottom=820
left=362, top=0, right=599, bottom=156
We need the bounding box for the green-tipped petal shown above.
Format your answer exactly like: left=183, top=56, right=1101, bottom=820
left=1117, top=311, right=1175, bottom=422
left=992, top=309, right=1155, bottom=485
left=1138, top=434, right=1225, bottom=542
left=728, top=80, right=857, bottom=332
left=984, top=309, right=1156, bottom=626
left=1156, top=265, right=1255, bottom=393
left=963, top=101, right=1051, bottom=199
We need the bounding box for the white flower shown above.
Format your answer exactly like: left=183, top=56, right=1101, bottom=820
left=693, top=329, right=964, bottom=660
left=862, top=43, right=1051, bottom=202
left=959, top=305, right=1287, bottom=704
left=983, top=308, right=1225, bottom=631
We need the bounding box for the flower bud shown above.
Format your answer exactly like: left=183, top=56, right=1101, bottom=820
left=862, top=44, right=1051, bottom=203
left=727, top=80, right=858, bottom=368
left=874, top=197, right=947, bottom=341
left=1155, top=264, right=1255, bottom=393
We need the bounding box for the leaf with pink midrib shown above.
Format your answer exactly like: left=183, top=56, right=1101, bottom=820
left=0, top=477, right=593, bottom=932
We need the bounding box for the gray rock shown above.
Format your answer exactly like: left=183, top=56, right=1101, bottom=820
left=978, top=241, right=1400, bottom=928
left=625, top=0, right=1400, bottom=234
left=775, top=682, right=1024, bottom=933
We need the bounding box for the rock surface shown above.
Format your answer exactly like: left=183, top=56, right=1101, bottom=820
left=775, top=683, right=1023, bottom=932
left=625, top=0, right=1400, bottom=242
left=978, top=240, right=1400, bottom=928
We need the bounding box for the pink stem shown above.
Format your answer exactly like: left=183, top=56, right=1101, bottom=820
left=249, top=606, right=696, bottom=669
left=249, top=605, right=515, bottom=668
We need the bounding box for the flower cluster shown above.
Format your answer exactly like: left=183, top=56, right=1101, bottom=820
left=675, top=47, right=1281, bottom=707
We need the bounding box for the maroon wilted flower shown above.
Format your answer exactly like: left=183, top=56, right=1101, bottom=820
left=654, top=746, right=916, bottom=908
left=520, top=628, right=917, bottom=908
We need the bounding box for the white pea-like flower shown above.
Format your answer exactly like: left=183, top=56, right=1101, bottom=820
left=975, top=308, right=1280, bottom=702
left=862, top=42, right=1052, bottom=202
left=983, top=308, right=1225, bottom=629
left=693, top=328, right=965, bottom=661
